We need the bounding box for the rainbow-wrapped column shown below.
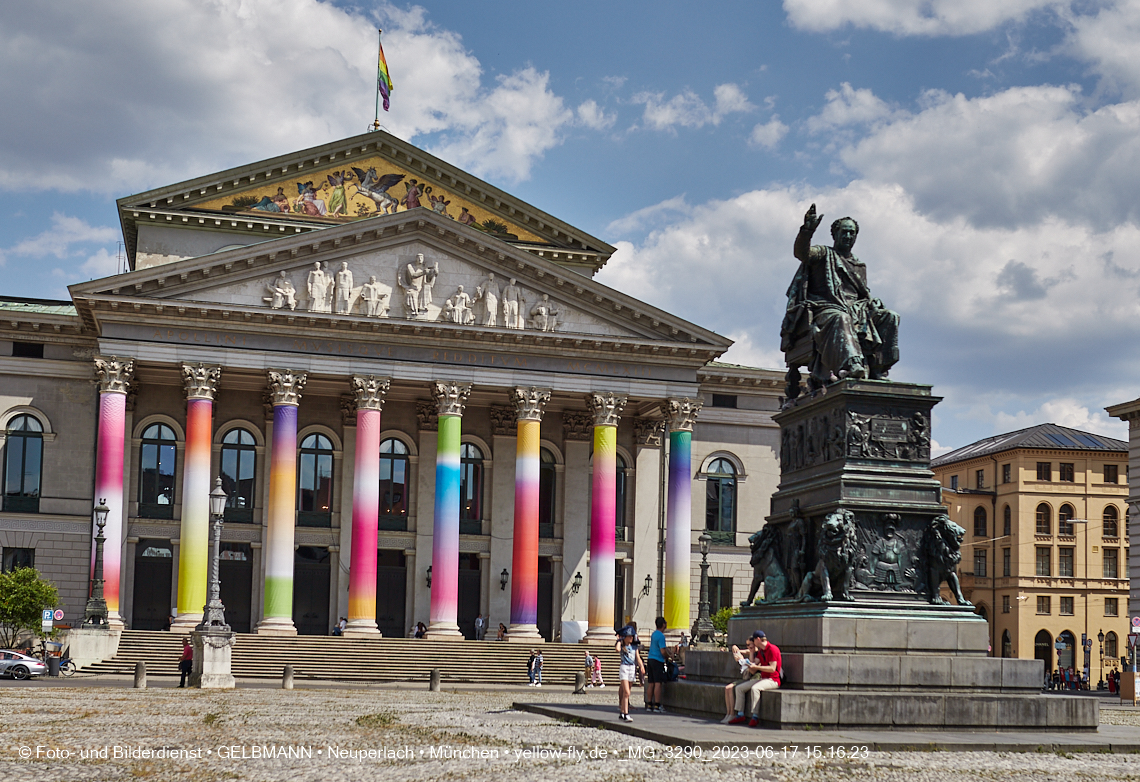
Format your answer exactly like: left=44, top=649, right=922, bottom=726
left=664, top=397, right=702, bottom=631
left=346, top=375, right=389, bottom=638
left=426, top=381, right=471, bottom=639
left=507, top=387, right=550, bottom=641
left=257, top=369, right=306, bottom=635
left=172, top=364, right=221, bottom=629
left=585, top=392, right=626, bottom=641
left=92, top=356, right=134, bottom=625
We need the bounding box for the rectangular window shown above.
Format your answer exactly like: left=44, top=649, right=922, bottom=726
left=1002, top=463, right=1011, bottom=484
left=709, top=576, right=733, bottom=615
left=1059, top=463, right=1074, bottom=482
left=1036, top=462, right=1051, bottom=481
left=976, top=469, right=985, bottom=489
left=1104, top=464, right=1119, bottom=484
left=1036, top=595, right=1051, bottom=614
left=1106, top=597, right=1119, bottom=616
left=950, top=475, right=958, bottom=491
left=11, top=342, right=43, bottom=359
left=1002, top=595, right=1011, bottom=613
left=1103, top=548, right=1119, bottom=579
left=973, top=550, right=987, bottom=577
left=1035, top=547, right=1051, bottom=577
left=1002, top=548, right=1011, bottom=577
left=1059, top=547, right=1074, bottom=577
left=1, top=547, right=34, bottom=572
left=710, top=394, right=737, bottom=409
left=1060, top=596, right=1074, bottom=615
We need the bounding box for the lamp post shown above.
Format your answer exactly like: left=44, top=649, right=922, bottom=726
left=197, top=478, right=229, bottom=631
left=500, top=568, right=509, bottom=591
left=83, top=500, right=110, bottom=627
left=1098, top=629, right=1105, bottom=688
left=694, top=532, right=715, bottom=645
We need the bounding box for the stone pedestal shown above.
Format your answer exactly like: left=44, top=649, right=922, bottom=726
left=62, top=627, right=121, bottom=670
left=190, top=629, right=236, bottom=689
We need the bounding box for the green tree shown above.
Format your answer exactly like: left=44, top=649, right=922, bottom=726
left=0, top=567, right=59, bottom=648
left=711, top=605, right=738, bottom=646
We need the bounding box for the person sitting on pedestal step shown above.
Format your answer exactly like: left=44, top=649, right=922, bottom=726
left=724, top=630, right=781, bottom=727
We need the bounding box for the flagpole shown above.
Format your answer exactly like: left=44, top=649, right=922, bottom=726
left=372, top=28, right=382, bottom=131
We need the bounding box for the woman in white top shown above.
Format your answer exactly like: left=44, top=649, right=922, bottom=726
left=615, top=628, right=645, bottom=722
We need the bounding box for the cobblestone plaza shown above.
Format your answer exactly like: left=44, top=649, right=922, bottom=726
left=1, top=682, right=1137, bottom=781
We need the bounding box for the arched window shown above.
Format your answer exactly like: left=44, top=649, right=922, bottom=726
left=1103, top=505, right=1119, bottom=538
left=615, top=454, right=628, bottom=541
left=139, top=423, right=176, bottom=519
left=1035, top=503, right=1051, bottom=535
left=1001, top=629, right=1012, bottom=658
left=1058, top=630, right=1076, bottom=670
left=974, top=506, right=987, bottom=538
left=298, top=434, right=333, bottom=527
left=1003, top=505, right=1012, bottom=537
left=4, top=414, right=43, bottom=513
left=705, top=457, right=737, bottom=543
left=1034, top=629, right=1053, bottom=670
left=1106, top=631, right=1118, bottom=660
left=1058, top=504, right=1074, bottom=536
left=976, top=604, right=988, bottom=621
left=220, top=428, right=256, bottom=522
left=379, top=438, right=409, bottom=531
left=539, top=448, right=557, bottom=538
left=459, top=443, right=484, bottom=535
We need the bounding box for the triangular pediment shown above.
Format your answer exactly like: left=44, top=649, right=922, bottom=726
left=118, top=130, right=614, bottom=275
left=72, top=211, right=731, bottom=363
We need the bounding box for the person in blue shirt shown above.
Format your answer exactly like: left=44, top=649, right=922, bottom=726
left=645, top=616, right=670, bottom=713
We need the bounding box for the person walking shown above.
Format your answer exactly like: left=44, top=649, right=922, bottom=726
left=177, top=638, right=193, bottom=688
left=615, top=626, right=645, bottom=722
left=533, top=650, right=543, bottom=687
left=645, top=616, right=670, bottom=712
left=585, top=652, right=595, bottom=687
left=592, top=652, right=605, bottom=688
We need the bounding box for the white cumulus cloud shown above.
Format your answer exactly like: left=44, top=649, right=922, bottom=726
left=749, top=117, right=789, bottom=149
left=783, top=0, right=1068, bottom=36
left=633, top=84, right=754, bottom=131
left=0, top=214, right=118, bottom=265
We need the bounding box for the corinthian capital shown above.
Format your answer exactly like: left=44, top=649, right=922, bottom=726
left=352, top=375, right=390, bottom=411
left=586, top=392, right=627, bottom=428
left=181, top=363, right=222, bottom=400
left=511, top=387, right=551, bottom=422
left=267, top=369, right=307, bottom=407
left=663, top=397, right=702, bottom=432
left=93, top=356, right=134, bottom=395
left=432, top=381, right=472, bottom=417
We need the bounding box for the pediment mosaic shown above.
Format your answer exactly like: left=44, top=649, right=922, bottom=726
left=193, top=155, right=544, bottom=244
left=173, top=244, right=632, bottom=338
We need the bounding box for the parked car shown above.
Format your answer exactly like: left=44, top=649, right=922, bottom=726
left=0, top=650, right=48, bottom=679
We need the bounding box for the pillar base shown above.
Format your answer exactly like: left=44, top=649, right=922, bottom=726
left=505, top=623, right=543, bottom=643
left=170, top=613, right=203, bottom=633
left=584, top=625, right=618, bottom=643
left=107, top=611, right=125, bottom=631
left=343, top=619, right=382, bottom=639
left=254, top=617, right=298, bottom=636
left=423, top=622, right=463, bottom=640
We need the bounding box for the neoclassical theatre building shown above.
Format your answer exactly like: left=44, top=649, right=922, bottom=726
left=0, top=131, right=782, bottom=640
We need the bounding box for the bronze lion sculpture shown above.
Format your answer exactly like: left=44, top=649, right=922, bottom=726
left=796, top=508, right=859, bottom=602
left=922, top=513, right=971, bottom=606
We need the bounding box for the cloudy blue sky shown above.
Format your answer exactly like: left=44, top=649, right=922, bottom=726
left=2, top=0, right=1138, bottom=452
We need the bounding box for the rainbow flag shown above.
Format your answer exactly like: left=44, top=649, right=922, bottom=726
left=377, top=30, right=393, bottom=112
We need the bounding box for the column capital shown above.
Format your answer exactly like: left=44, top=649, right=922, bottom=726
left=181, top=363, right=222, bottom=400
left=432, top=380, right=472, bottom=417
left=266, top=369, right=307, bottom=407
left=511, top=386, right=551, bottom=422
left=586, top=392, right=627, bottom=428
left=351, top=375, right=390, bottom=411
left=634, top=417, right=665, bottom=447
left=563, top=411, right=594, bottom=441
left=663, top=397, right=703, bottom=432
left=93, top=356, right=134, bottom=395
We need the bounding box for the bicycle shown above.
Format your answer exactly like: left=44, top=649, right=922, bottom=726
left=59, top=657, right=75, bottom=677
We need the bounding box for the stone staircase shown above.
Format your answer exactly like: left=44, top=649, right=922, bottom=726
left=82, top=631, right=619, bottom=685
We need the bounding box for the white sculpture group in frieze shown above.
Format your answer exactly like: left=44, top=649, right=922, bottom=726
left=264, top=253, right=564, bottom=331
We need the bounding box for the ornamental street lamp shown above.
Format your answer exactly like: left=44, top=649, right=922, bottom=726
left=500, top=568, right=509, bottom=591
left=694, top=531, right=715, bottom=645
left=1098, top=629, right=1106, bottom=688
left=640, top=574, right=653, bottom=598
left=197, top=478, right=229, bottom=631
left=570, top=571, right=583, bottom=595
left=83, top=500, right=110, bottom=627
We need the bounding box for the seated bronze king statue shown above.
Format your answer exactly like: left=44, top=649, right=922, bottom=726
left=780, top=204, right=899, bottom=400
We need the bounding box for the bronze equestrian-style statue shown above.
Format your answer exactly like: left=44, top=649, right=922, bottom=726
left=780, top=204, right=900, bottom=402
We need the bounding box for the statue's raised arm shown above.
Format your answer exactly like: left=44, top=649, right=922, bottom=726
left=794, top=203, right=824, bottom=263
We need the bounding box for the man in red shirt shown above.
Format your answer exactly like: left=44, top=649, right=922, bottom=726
left=728, top=630, right=781, bottom=727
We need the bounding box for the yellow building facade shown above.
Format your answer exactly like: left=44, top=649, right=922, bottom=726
left=931, top=424, right=1130, bottom=685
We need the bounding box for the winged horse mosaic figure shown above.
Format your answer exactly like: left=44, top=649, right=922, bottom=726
left=351, top=167, right=406, bottom=215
